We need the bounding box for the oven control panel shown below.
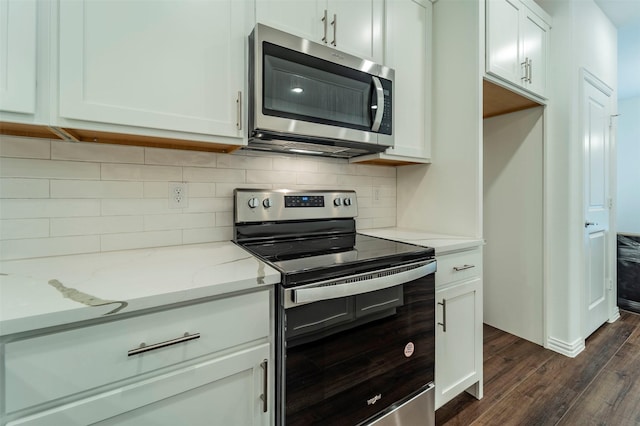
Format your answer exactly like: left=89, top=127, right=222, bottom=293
left=234, top=189, right=357, bottom=223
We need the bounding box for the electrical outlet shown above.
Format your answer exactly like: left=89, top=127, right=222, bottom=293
left=374, top=188, right=381, bottom=202
left=168, top=182, right=188, bottom=209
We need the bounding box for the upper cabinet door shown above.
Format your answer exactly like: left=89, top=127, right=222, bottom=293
left=255, top=0, right=322, bottom=44
left=486, top=0, right=522, bottom=87
left=328, top=0, right=383, bottom=62
left=383, top=0, right=431, bottom=160
left=486, top=0, right=550, bottom=99
left=58, top=0, right=247, bottom=138
left=521, top=11, right=547, bottom=97
left=0, top=0, right=37, bottom=114
left=255, top=0, right=383, bottom=62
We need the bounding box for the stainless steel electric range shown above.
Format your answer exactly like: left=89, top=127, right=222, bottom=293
left=233, top=189, right=436, bottom=426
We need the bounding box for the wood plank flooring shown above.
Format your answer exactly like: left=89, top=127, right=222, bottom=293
left=436, top=310, right=640, bottom=426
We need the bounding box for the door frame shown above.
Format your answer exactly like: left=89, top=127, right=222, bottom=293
left=579, top=67, right=620, bottom=339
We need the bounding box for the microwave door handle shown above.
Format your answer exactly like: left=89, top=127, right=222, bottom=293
left=371, top=76, right=385, bottom=132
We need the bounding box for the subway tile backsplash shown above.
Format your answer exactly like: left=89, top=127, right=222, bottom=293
left=0, top=136, right=396, bottom=260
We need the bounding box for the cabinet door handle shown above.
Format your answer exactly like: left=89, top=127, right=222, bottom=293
left=453, top=264, right=475, bottom=272
left=236, top=91, right=242, bottom=131
left=331, top=14, right=337, bottom=46
left=521, top=57, right=528, bottom=81
left=321, top=9, right=328, bottom=43
left=438, top=299, right=447, bottom=332
left=260, top=359, right=268, bottom=413
left=528, top=58, right=532, bottom=83
left=127, top=332, right=200, bottom=356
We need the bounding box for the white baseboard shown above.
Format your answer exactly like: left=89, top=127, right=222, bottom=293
left=608, top=307, right=621, bottom=323
left=546, top=336, right=585, bottom=358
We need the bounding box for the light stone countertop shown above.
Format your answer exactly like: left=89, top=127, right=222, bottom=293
left=359, top=228, right=484, bottom=254
left=0, top=242, right=280, bottom=337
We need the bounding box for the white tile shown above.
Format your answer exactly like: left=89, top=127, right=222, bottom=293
left=50, top=180, right=143, bottom=199
left=0, top=236, right=100, bottom=261
left=183, top=197, right=232, bottom=213
left=187, top=182, right=216, bottom=198
left=145, top=148, right=217, bottom=167
left=216, top=211, right=233, bottom=227
left=372, top=177, right=396, bottom=188
left=50, top=216, right=144, bottom=236
left=183, top=167, right=245, bottom=183
left=0, top=158, right=100, bottom=180
left=143, top=214, right=181, bottom=231
left=355, top=218, right=374, bottom=230
left=337, top=174, right=373, bottom=186
left=101, top=199, right=169, bottom=216
left=182, top=227, right=232, bottom=244
left=0, top=135, right=50, bottom=159
left=101, top=163, right=182, bottom=181
left=100, top=230, right=182, bottom=252
left=0, top=199, right=101, bottom=219
left=0, top=219, right=49, bottom=240
left=357, top=206, right=396, bottom=219
left=180, top=213, right=217, bottom=229
left=52, top=141, right=144, bottom=163
left=0, top=179, right=49, bottom=198
left=355, top=164, right=396, bottom=178
left=215, top=182, right=271, bottom=197
left=296, top=172, right=338, bottom=185
left=143, top=182, right=169, bottom=198
left=272, top=157, right=318, bottom=172
left=217, top=154, right=272, bottom=170
left=316, top=161, right=358, bottom=175
left=246, top=170, right=295, bottom=185
left=372, top=216, right=396, bottom=228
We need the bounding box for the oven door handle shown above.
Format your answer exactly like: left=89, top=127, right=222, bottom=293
left=289, top=260, right=436, bottom=307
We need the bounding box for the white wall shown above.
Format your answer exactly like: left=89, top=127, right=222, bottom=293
left=483, top=107, right=544, bottom=345
left=537, top=0, right=617, bottom=355
left=0, top=136, right=397, bottom=260
left=397, top=0, right=482, bottom=238
left=617, top=96, right=640, bottom=234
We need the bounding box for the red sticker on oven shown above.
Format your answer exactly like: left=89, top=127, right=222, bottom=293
left=404, top=342, right=415, bottom=357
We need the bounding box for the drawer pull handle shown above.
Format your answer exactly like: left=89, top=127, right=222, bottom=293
left=261, top=359, right=268, bottom=413
left=438, top=299, right=447, bottom=332
left=453, top=264, right=475, bottom=272
left=128, top=332, right=200, bottom=357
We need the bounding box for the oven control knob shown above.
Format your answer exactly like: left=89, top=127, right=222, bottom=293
left=248, top=197, right=259, bottom=209
left=343, top=197, right=352, bottom=206
left=263, top=198, right=273, bottom=208
left=333, top=197, right=342, bottom=206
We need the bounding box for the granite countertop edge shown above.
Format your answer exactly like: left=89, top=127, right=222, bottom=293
left=0, top=242, right=280, bottom=338
left=359, top=227, right=484, bottom=254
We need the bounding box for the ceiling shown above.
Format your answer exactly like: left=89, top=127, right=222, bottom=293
left=594, top=0, right=640, bottom=28
left=594, top=0, right=640, bottom=99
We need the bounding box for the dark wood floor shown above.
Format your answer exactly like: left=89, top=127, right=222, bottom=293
left=436, top=310, right=640, bottom=426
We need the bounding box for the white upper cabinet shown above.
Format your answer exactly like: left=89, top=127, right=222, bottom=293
left=255, top=0, right=383, bottom=63
left=0, top=0, right=37, bottom=115
left=382, top=0, right=431, bottom=161
left=57, top=0, right=250, bottom=141
left=351, top=0, right=431, bottom=165
left=486, top=0, right=550, bottom=98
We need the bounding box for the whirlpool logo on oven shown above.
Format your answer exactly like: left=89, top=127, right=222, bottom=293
left=367, top=394, right=382, bottom=406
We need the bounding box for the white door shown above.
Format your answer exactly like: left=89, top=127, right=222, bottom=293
left=582, top=70, right=613, bottom=338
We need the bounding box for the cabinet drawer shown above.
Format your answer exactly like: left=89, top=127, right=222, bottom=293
left=5, top=291, right=270, bottom=413
left=436, top=249, right=482, bottom=287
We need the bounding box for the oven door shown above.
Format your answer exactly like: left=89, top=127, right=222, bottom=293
left=279, top=260, right=436, bottom=426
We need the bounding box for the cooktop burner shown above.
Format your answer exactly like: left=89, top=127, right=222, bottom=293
left=233, top=189, right=434, bottom=286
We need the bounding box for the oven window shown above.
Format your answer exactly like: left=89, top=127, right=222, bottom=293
left=262, top=42, right=374, bottom=130
left=283, top=275, right=435, bottom=426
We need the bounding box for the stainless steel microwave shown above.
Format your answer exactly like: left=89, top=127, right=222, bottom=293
left=247, top=24, right=394, bottom=158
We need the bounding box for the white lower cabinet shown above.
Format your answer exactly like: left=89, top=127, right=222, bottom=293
left=435, top=248, right=483, bottom=410
left=1, top=291, right=273, bottom=426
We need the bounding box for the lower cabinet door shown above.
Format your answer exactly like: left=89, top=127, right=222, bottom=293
left=8, top=343, right=271, bottom=426
left=435, top=278, right=483, bottom=409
